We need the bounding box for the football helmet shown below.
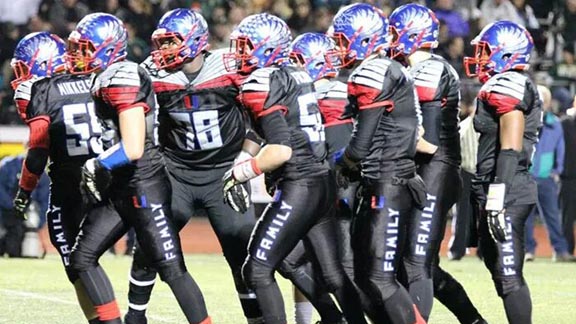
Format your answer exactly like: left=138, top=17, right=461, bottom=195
left=464, top=21, right=534, bottom=80
left=11, top=32, right=66, bottom=89
left=388, top=3, right=439, bottom=58
left=224, top=13, right=292, bottom=73
left=66, top=13, right=127, bottom=74
left=289, top=33, right=340, bottom=81
left=327, top=3, right=389, bottom=67
left=151, top=8, right=209, bottom=70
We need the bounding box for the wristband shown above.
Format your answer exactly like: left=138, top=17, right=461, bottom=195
left=234, top=151, right=253, bottom=165
left=98, top=142, right=131, bottom=170
left=233, top=158, right=262, bottom=183
left=486, top=183, right=505, bottom=211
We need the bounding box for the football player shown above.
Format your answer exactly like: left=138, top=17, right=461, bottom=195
left=464, top=21, right=540, bottom=324
left=328, top=3, right=426, bottom=324
left=11, top=32, right=102, bottom=324
left=223, top=13, right=366, bottom=324
left=65, top=13, right=210, bottom=324
left=388, top=4, right=486, bottom=323
left=126, top=9, right=344, bottom=324
left=123, top=9, right=261, bottom=324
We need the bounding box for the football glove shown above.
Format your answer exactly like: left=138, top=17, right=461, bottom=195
left=485, top=183, right=507, bottom=243
left=333, top=148, right=359, bottom=189
left=487, top=210, right=507, bottom=243
left=81, top=158, right=111, bottom=204
left=13, top=188, right=31, bottom=219
left=223, top=168, right=251, bottom=214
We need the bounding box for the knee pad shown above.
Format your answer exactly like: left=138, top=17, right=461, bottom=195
left=319, top=268, right=346, bottom=293
left=69, top=249, right=98, bottom=274
left=242, top=259, right=275, bottom=289
left=497, top=275, right=526, bottom=297
left=357, top=268, right=400, bottom=301
left=403, top=256, right=430, bottom=283
left=156, top=259, right=187, bottom=283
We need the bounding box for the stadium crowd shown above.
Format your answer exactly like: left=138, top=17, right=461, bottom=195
left=0, top=0, right=576, bottom=124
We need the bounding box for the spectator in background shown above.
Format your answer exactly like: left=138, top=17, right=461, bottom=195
left=448, top=96, right=478, bottom=260
left=558, top=0, right=576, bottom=47
left=512, top=0, right=539, bottom=30
left=524, top=85, right=574, bottom=262
left=551, top=45, right=576, bottom=82
left=439, top=36, right=465, bottom=77
left=433, top=0, right=470, bottom=38
left=0, top=152, right=49, bottom=258
left=561, top=97, right=576, bottom=255
left=125, top=21, right=150, bottom=63
left=47, top=0, right=90, bottom=38
left=287, top=0, right=313, bottom=34
left=0, top=0, right=41, bottom=27
left=480, top=0, right=523, bottom=26
left=120, top=0, right=156, bottom=41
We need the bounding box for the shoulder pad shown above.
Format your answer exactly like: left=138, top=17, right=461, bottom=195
left=411, top=59, right=444, bottom=89
left=350, top=58, right=392, bottom=89
left=242, top=67, right=279, bottom=92
left=316, top=80, right=347, bottom=100
left=96, top=61, right=141, bottom=88
left=14, top=77, right=41, bottom=102
left=483, top=71, right=527, bottom=101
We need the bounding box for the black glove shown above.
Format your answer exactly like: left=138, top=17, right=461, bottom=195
left=81, top=158, right=111, bottom=204
left=13, top=188, right=31, bottom=219
left=487, top=210, right=507, bottom=243
left=333, top=148, right=360, bottom=189
left=223, top=169, right=251, bottom=214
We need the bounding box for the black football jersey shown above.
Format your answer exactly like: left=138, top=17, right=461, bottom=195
left=240, top=65, right=329, bottom=181
left=91, top=61, right=163, bottom=184
left=411, top=54, right=461, bottom=164
left=315, top=79, right=353, bottom=158
left=474, top=71, right=541, bottom=205
left=27, top=74, right=101, bottom=174
left=347, top=55, right=419, bottom=180
left=141, top=49, right=246, bottom=180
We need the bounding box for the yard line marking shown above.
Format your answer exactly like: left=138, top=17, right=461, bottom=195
left=0, top=289, right=175, bottom=323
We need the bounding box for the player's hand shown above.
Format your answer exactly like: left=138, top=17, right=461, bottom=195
left=333, top=149, right=358, bottom=189
left=223, top=169, right=251, bottom=214
left=81, top=158, right=111, bottom=204
left=13, top=188, right=31, bottom=219
left=487, top=210, right=507, bottom=243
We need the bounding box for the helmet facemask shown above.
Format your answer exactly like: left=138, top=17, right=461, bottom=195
left=66, top=35, right=124, bottom=74
left=224, top=35, right=284, bottom=73
left=151, top=24, right=208, bottom=70
left=464, top=41, right=496, bottom=81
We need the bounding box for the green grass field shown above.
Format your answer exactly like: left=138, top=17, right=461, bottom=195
left=1, top=254, right=575, bottom=323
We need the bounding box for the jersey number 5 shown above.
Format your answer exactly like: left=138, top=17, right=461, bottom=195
left=62, top=102, right=103, bottom=156
left=298, top=92, right=325, bottom=143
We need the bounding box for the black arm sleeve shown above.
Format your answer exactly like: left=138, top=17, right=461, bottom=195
left=345, top=107, right=384, bottom=162
left=259, top=110, right=292, bottom=147
left=245, top=128, right=266, bottom=146
left=420, top=100, right=442, bottom=146
left=25, top=148, right=49, bottom=176
left=495, top=149, right=520, bottom=197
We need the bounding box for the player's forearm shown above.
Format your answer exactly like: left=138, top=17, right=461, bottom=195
left=118, top=106, right=146, bottom=161
left=416, top=137, right=438, bottom=154
left=20, top=118, right=50, bottom=192
left=254, top=144, right=292, bottom=173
